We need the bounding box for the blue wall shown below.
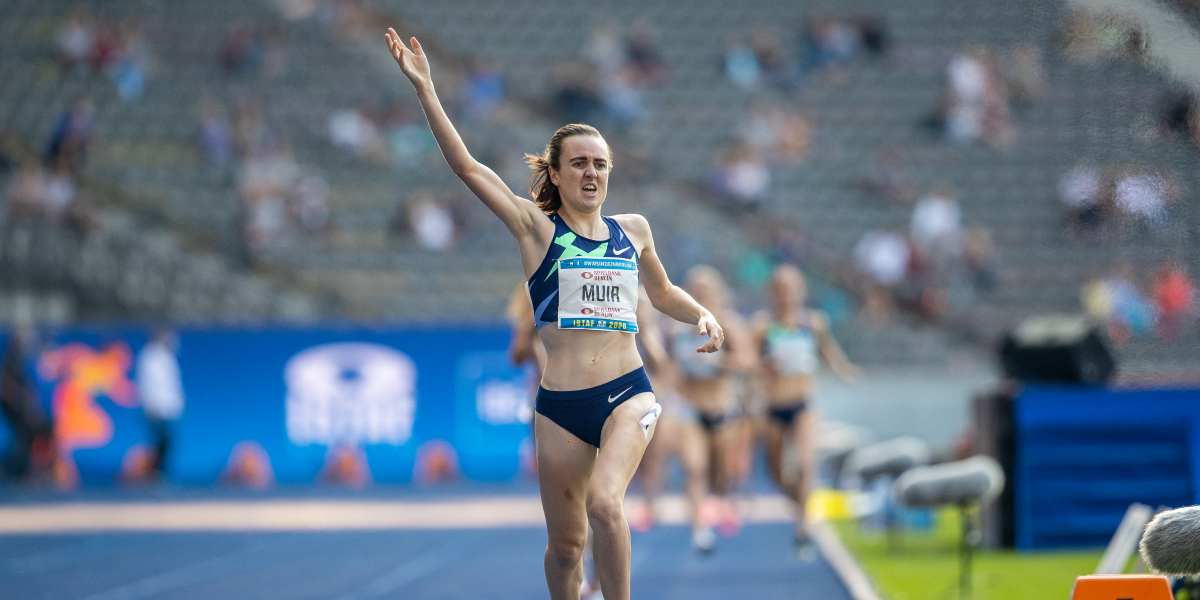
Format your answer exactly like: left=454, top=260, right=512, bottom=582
left=1014, top=386, right=1200, bottom=549
left=0, top=324, right=538, bottom=485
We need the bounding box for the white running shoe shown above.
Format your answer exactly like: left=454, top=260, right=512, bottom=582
left=692, top=527, right=717, bottom=554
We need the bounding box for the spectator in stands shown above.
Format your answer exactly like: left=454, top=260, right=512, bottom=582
left=1058, top=163, right=1105, bottom=237
left=724, top=35, right=761, bottom=89
left=232, top=98, right=276, bottom=159
left=860, top=145, right=916, bottom=205
left=383, top=104, right=437, bottom=169
left=854, top=15, right=888, bottom=58
left=1061, top=8, right=1146, bottom=65
left=328, top=108, right=387, bottom=166
left=1114, top=169, right=1172, bottom=226
left=221, top=22, right=264, bottom=75
left=944, top=48, right=987, bottom=144
left=89, top=18, right=121, bottom=73
left=1152, top=260, right=1195, bottom=342
left=750, top=27, right=799, bottom=89
left=739, top=102, right=814, bottom=166
left=408, top=191, right=455, bottom=251
left=45, top=97, right=95, bottom=171
left=853, top=230, right=909, bottom=289
left=462, top=59, right=506, bottom=124
left=136, top=326, right=185, bottom=479
left=197, top=97, right=234, bottom=165
left=625, top=21, right=667, bottom=87
left=260, top=23, right=292, bottom=79
left=551, top=60, right=602, bottom=124
left=1006, top=43, right=1046, bottom=106
left=41, top=156, right=78, bottom=222
left=109, top=17, right=148, bottom=102
left=5, top=162, right=48, bottom=220
left=803, top=14, right=860, bottom=76
left=710, top=141, right=770, bottom=210
left=962, top=226, right=997, bottom=295
left=1102, top=261, right=1154, bottom=344
left=55, top=5, right=94, bottom=71
left=910, top=185, right=964, bottom=260
left=294, top=174, right=330, bottom=241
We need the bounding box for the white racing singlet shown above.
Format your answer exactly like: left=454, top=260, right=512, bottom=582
left=765, top=321, right=819, bottom=376
left=672, top=321, right=723, bottom=379
left=557, top=257, right=639, bottom=332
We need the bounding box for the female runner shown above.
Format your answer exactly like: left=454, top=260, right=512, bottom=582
left=668, top=266, right=749, bottom=553
left=750, top=264, right=860, bottom=551
left=385, top=32, right=724, bottom=600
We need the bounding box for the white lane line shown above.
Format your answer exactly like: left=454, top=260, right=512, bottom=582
left=811, top=521, right=885, bottom=600
left=0, top=494, right=794, bottom=534
left=329, top=533, right=476, bottom=600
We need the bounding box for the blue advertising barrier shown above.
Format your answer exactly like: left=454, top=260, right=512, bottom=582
left=0, top=324, right=538, bottom=486
left=1014, top=385, right=1200, bottom=549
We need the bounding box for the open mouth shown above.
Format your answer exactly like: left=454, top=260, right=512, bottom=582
left=582, top=183, right=597, bottom=194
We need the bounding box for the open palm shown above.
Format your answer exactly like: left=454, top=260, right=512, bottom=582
left=385, top=28, right=431, bottom=89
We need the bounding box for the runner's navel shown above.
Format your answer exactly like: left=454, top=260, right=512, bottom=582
left=564, top=489, right=573, bottom=501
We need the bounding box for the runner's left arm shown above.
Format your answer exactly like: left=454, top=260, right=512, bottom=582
left=618, top=215, right=724, bottom=353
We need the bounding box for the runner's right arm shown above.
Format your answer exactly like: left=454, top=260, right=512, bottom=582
left=385, top=31, right=542, bottom=239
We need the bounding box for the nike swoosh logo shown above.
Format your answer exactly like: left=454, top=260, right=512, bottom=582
left=608, top=386, right=633, bottom=403
left=613, top=246, right=631, bottom=256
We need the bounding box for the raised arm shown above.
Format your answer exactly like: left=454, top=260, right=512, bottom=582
left=618, top=215, right=724, bottom=353
left=384, top=31, right=541, bottom=238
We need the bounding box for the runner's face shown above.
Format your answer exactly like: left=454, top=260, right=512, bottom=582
left=550, top=135, right=609, bottom=213
left=770, top=270, right=807, bottom=311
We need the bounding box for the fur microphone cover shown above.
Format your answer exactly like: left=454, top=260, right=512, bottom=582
left=1139, top=505, right=1200, bottom=576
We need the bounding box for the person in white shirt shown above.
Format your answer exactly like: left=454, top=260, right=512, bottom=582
left=137, top=327, right=185, bottom=478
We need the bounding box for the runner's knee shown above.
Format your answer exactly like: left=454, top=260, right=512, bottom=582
left=586, top=492, right=623, bottom=530
left=546, top=534, right=586, bottom=569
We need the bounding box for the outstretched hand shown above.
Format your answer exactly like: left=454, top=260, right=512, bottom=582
left=696, top=312, right=725, bottom=353
left=385, top=29, right=431, bottom=90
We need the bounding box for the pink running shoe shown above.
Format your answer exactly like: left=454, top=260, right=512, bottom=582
left=628, top=502, right=655, bottom=533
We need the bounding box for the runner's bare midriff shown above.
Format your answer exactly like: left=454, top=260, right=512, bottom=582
left=537, top=326, right=644, bottom=391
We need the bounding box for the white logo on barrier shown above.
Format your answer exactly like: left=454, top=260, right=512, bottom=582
left=476, top=379, right=533, bottom=425
left=285, top=343, right=417, bottom=446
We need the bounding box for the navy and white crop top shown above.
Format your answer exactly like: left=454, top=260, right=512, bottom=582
left=528, top=213, right=639, bottom=330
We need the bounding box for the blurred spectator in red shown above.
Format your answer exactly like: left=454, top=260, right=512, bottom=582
left=197, top=97, right=234, bottom=165
left=45, top=97, right=95, bottom=170
left=1152, top=260, right=1195, bottom=342
left=962, top=226, right=997, bottom=295
left=860, top=145, right=916, bottom=204
left=328, top=108, right=387, bottom=166
left=89, top=18, right=121, bottom=73
left=710, top=141, right=770, bottom=210
left=55, top=5, right=94, bottom=71
left=910, top=185, right=963, bottom=260
left=1058, top=163, right=1105, bottom=237
left=409, top=192, right=456, bottom=251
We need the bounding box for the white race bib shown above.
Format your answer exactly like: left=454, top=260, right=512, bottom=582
left=557, top=257, right=639, bottom=332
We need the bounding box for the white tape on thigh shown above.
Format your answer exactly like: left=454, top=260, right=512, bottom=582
left=639, top=403, right=662, bottom=439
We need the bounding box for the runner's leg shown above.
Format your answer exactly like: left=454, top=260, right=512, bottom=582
left=536, top=413, right=598, bottom=600
left=588, top=392, right=656, bottom=600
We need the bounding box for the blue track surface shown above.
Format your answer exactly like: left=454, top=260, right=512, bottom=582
left=2, top=523, right=849, bottom=600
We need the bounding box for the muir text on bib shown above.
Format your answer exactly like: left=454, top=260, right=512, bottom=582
left=557, top=257, right=639, bottom=332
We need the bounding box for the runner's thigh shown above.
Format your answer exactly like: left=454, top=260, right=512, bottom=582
left=536, top=413, right=597, bottom=541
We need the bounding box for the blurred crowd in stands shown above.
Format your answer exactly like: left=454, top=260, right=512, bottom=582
left=56, top=5, right=149, bottom=101
left=1083, top=259, right=1196, bottom=345
left=3, top=97, right=100, bottom=232
left=1058, top=162, right=1182, bottom=238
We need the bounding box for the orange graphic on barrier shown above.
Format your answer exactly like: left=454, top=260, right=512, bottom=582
left=38, top=342, right=137, bottom=490
left=1070, top=575, right=1173, bottom=600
